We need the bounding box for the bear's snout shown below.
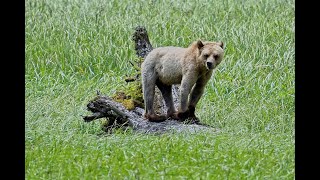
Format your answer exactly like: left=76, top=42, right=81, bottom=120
left=206, top=62, right=214, bottom=69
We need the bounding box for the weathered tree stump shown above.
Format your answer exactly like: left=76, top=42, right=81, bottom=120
left=82, top=26, right=218, bottom=134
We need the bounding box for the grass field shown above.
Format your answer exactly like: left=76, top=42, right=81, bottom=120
left=25, top=0, right=295, bottom=179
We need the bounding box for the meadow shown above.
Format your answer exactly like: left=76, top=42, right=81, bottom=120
left=25, top=0, right=295, bottom=179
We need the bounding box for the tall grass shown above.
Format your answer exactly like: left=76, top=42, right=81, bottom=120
left=26, top=0, right=295, bottom=179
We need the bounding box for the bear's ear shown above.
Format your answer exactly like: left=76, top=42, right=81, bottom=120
left=217, top=41, right=224, bottom=49
left=196, top=40, right=204, bottom=49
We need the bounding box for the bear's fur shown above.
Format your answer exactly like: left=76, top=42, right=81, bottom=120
left=141, top=40, right=224, bottom=122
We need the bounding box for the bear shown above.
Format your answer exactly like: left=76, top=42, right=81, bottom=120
left=141, top=40, right=224, bottom=122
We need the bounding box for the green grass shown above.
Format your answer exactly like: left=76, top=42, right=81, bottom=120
left=25, top=0, right=295, bottom=179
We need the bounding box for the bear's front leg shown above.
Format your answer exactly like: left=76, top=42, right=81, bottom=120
left=168, top=110, right=189, bottom=121
left=172, top=73, right=197, bottom=121
left=170, top=109, right=199, bottom=124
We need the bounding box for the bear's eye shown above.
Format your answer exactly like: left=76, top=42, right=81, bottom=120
left=214, top=55, right=219, bottom=59
left=204, top=54, right=209, bottom=58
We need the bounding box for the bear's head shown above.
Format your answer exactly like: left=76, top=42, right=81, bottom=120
left=196, top=40, right=224, bottom=70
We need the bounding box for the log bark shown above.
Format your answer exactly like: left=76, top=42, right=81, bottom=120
left=82, top=26, right=218, bottom=134
left=83, top=92, right=217, bottom=134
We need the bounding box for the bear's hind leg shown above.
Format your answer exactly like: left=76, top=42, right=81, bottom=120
left=156, top=80, right=176, bottom=119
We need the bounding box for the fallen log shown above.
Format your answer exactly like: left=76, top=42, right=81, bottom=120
left=82, top=26, right=218, bottom=134
left=83, top=91, right=218, bottom=134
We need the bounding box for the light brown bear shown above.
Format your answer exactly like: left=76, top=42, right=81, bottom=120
left=141, top=40, right=224, bottom=122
